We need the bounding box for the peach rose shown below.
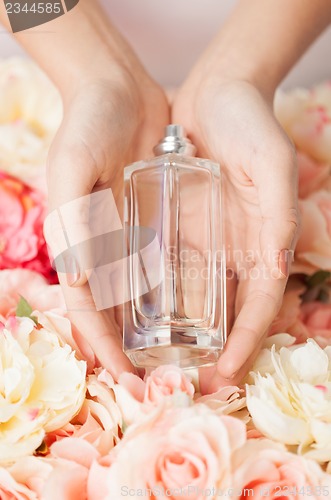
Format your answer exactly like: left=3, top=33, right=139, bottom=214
left=87, top=406, right=246, bottom=499
left=293, top=190, right=331, bottom=274
left=0, top=172, right=56, bottom=283
left=0, top=269, right=64, bottom=318
left=270, top=285, right=309, bottom=344
left=45, top=369, right=122, bottom=456
left=195, top=386, right=249, bottom=422
left=114, top=365, right=195, bottom=427
left=0, top=466, right=36, bottom=499
left=232, top=439, right=331, bottom=499
left=275, top=82, right=331, bottom=163
left=297, top=151, right=331, bottom=198
left=9, top=455, right=88, bottom=500
left=299, top=302, right=331, bottom=346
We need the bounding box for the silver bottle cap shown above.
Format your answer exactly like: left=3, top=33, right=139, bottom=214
left=153, top=124, right=197, bottom=156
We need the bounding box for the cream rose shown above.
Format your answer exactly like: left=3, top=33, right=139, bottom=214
left=246, top=339, right=331, bottom=461
left=0, top=316, right=86, bottom=463
left=0, top=58, right=62, bottom=190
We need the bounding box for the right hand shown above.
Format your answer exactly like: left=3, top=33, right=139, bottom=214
left=45, top=66, right=169, bottom=379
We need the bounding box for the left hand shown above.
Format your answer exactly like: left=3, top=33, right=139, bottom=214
left=172, top=78, right=299, bottom=393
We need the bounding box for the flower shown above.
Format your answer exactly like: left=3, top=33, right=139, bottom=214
left=232, top=439, right=331, bottom=499
left=297, top=151, right=331, bottom=198
left=293, top=190, right=331, bottom=274
left=144, top=364, right=195, bottom=403
left=45, top=369, right=122, bottom=458
left=0, top=171, right=56, bottom=282
left=246, top=339, right=331, bottom=461
left=9, top=455, right=88, bottom=499
left=0, top=466, right=37, bottom=499
left=0, top=316, right=86, bottom=463
left=0, top=58, right=62, bottom=190
left=0, top=269, right=64, bottom=318
left=87, top=406, right=246, bottom=500
left=275, top=82, right=331, bottom=163
left=114, top=365, right=195, bottom=427
left=298, top=302, right=331, bottom=346
left=195, top=386, right=249, bottom=422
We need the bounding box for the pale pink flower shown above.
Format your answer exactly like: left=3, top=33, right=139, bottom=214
left=87, top=406, right=246, bottom=500
left=293, top=190, right=331, bottom=274
left=275, top=83, right=331, bottom=163
left=0, top=269, right=64, bottom=318
left=9, top=455, right=88, bottom=500
left=114, top=365, right=195, bottom=427
left=297, top=151, right=331, bottom=198
left=0, top=466, right=36, bottom=499
left=45, top=369, right=121, bottom=456
left=232, top=439, right=331, bottom=499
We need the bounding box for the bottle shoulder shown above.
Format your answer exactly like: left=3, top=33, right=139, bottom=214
left=124, top=153, right=220, bottom=179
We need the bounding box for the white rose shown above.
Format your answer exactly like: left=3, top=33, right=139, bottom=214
left=0, top=58, right=62, bottom=189
left=246, top=339, right=331, bottom=462
left=0, top=316, right=86, bottom=463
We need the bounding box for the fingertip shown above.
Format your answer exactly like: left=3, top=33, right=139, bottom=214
left=217, top=357, right=239, bottom=382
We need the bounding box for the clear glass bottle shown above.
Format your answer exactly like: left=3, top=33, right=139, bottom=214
left=123, top=125, right=226, bottom=369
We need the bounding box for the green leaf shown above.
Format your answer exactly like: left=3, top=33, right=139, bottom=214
left=305, top=270, right=331, bottom=289
left=16, top=296, right=38, bottom=324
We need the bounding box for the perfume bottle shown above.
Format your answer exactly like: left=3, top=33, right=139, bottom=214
left=123, top=125, right=226, bottom=369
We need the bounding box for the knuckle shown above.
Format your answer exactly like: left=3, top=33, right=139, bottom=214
left=246, top=289, right=282, bottom=315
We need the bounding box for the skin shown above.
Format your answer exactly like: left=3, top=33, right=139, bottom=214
left=1, top=0, right=331, bottom=391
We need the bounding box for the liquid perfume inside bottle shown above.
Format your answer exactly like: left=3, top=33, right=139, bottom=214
left=123, top=125, right=226, bottom=369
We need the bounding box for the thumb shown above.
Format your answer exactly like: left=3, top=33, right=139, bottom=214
left=44, top=147, right=119, bottom=288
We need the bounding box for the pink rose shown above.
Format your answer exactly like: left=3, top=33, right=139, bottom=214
left=114, top=365, right=195, bottom=426
left=271, top=282, right=331, bottom=346
left=232, top=439, right=331, bottom=499
left=270, top=285, right=309, bottom=344
left=0, top=172, right=56, bottom=283
left=45, top=369, right=121, bottom=456
left=299, top=302, right=331, bottom=346
left=87, top=406, right=246, bottom=499
left=144, top=365, right=195, bottom=404
left=275, top=83, right=331, bottom=163
left=9, top=455, right=88, bottom=500
left=297, top=151, right=331, bottom=198
left=195, top=386, right=248, bottom=421
left=0, top=269, right=64, bottom=317
left=293, top=190, right=331, bottom=274
left=0, top=466, right=36, bottom=499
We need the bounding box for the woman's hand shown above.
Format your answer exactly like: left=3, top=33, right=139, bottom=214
left=172, top=78, right=299, bottom=392
left=46, top=68, right=169, bottom=379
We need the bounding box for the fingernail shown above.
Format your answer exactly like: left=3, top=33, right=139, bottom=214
left=278, top=249, right=291, bottom=278
left=64, top=254, right=80, bottom=286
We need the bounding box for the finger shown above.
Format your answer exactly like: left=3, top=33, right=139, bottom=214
left=217, top=261, right=285, bottom=380
left=58, top=274, right=135, bottom=379
left=254, top=141, right=300, bottom=279
left=205, top=336, right=265, bottom=394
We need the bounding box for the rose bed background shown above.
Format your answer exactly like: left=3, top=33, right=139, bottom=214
left=0, top=58, right=330, bottom=499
